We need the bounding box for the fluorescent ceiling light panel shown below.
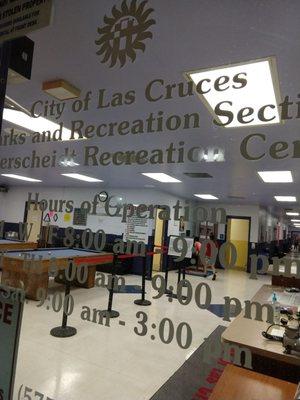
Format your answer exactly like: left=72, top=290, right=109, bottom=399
left=203, top=147, right=225, bottom=162
left=185, top=57, right=281, bottom=128
left=291, top=219, right=300, bottom=222
left=1, top=174, right=42, bottom=182
left=59, top=160, right=80, bottom=167
left=258, top=171, right=293, bottom=183
left=194, top=194, right=219, bottom=200
left=274, top=196, right=296, bottom=202
left=3, top=109, right=78, bottom=141
left=61, top=173, right=103, bottom=182
left=286, top=212, right=299, bottom=216
left=142, top=173, right=181, bottom=183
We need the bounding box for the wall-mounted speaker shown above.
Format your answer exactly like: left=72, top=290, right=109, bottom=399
left=8, top=36, right=34, bottom=84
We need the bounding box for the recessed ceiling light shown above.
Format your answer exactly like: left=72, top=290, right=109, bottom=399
left=142, top=173, right=181, bottom=183
left=286, top=212, right=299, bottom=216
left=61, top=173, right=103, bottom=182
left=194, top=194, right=219, bottom=200
left=202, top=147, right=225, bottom=162
left=274, top=196, right=296, bottom=202
left=291, top=219, right=300, bottom=222
left=258, top=171, right=293, bottom=183
left=3, top=109, right=78, bottom=141
left=59, top=159, right=80, bottom=167
left=185, top=57, right=281, bottom=128
left=1, top=174, right=42, bottom=182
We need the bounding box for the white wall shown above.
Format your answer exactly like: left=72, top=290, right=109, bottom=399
left=0, top=186, right=196, bottom=237
left=2, top=187, right=278, bottom=244
left=198, top=203, right=260, bottom=243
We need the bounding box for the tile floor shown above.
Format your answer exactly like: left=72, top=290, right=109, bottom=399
left=13, top=269, right=271, bottom=400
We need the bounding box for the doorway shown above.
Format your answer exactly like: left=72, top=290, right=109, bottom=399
left=24, top=202, right=43, bottom=243
left=152, top=208, right=167, bottom=272
left=226, top=216, right=251, bottom=269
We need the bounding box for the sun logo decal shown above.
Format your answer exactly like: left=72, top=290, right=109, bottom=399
left=95, top=0, right=156, bottom=68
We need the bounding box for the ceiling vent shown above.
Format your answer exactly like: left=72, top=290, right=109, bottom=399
left=184, top=172, right=212, bottom=178
left=227, top=195, right=246, bottom=200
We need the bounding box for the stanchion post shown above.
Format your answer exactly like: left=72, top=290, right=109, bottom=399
left=103, top=253, right=120, bottom=318
left=182, top=260, right=186, bottom=281
left=177, top=261, right=182, bottom=284
left=134, top=256, right=151, bottom=306
left=164, top=255, right=172, bottom=295
left=145, top=241, right=154, bottom=281
left=167, top=259, right=187, bottom=301
left=50, top=259, right=77, bottom=338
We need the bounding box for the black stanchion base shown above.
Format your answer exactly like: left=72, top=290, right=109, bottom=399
left=103, top=310, right=120, bottom=318
left=50, top=326, right=77, bottom=338
left=134, top=299, right=152, bottom=306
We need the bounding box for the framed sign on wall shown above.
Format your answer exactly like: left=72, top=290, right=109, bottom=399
left=73, top=208, right=88, bottom=226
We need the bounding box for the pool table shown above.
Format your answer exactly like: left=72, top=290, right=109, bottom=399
left=0, top=239, right=37, bottom=251
left=1, top=248, right=114, bottom=300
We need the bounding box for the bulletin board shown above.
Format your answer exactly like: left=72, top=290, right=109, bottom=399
left=73, top=208, right=88, bottom=226
left=124, top=212, right=149, bottom=244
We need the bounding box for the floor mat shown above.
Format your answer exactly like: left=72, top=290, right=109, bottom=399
left=150, top=325, right=229, bottom=400
left=110, top=285, right=142, bottom=293
left=207, top=304, right=237, bottom=318
left=179, top=269, right=213, bottom=278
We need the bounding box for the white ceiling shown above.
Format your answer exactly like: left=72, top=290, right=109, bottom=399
left=1, top=0, right=300, bottom=218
